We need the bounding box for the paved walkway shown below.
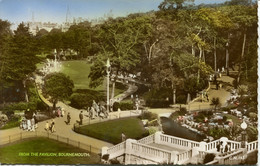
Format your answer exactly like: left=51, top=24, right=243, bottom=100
left=187, top=74, right=235, bottom=111
left=148, top=74, right=235, bottom=115
left=0, top=74, right=141, bottom=149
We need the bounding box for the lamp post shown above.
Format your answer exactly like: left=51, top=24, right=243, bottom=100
left=106, top=59, right=111, bottom=112
left=240, top=120, right=247, bottom=148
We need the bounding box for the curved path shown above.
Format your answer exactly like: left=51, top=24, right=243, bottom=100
left=0, top=73, right=141, bottom=150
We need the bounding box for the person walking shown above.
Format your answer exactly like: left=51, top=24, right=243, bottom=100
left=57, top=108, right=61, bottom=117
left=51, top=119, right=56, bottom=133
left=67, top=112, right=71, bottom=125
left=33, top=113, right=38, bottom=129
left=61, top=108, right=65, bottom=117
left=79, top=111, right=83, bottom=125
left=45, top=121, right=49, bottom=132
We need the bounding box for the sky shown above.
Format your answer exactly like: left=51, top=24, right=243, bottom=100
left=0, top=0, right=229, bottom=26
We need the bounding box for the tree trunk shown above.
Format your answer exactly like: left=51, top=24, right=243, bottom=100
left=226, top=45, right=229, bottom=76
left=23, top=80, right=29, bottom=102
left=53, top=101, right=57, bottom=111
left=111, top=81, right=115, bottom=102
left=202, top=47, right=205, bottom=62
left=172, top=83, right=176, bottom=105
left=226, top=34, right=230, bottom=76
left=197, top=46, right=203, bottom=84
left=192, top=43, right=195, bottom=56
left=237, top=33, right=247, bottom=84
left=214, top=37, right=217, bottom=72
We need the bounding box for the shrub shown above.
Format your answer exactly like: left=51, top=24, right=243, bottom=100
left=139, top=111, right=158, bottom=121
left=144, top=89, right=171, bottom=108
left=179, top=107, right=187, bottom=115
left=70, top=93, right=99, bottom=109
left=148, top=127, right=158, bottom=135
left=146, top=99, right=170, bottom=108
left=113, top=102, right=120, bottom=112
left=119, top=101, right=134, bottom=110
left=177, top=95, right=186, bottom=104
left=203, top=153, right=215, bottom=164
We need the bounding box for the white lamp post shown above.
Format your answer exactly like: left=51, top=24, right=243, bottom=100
left=240, top=120, right=247, bottom=148
left=106, top=59, right=111, bottom=112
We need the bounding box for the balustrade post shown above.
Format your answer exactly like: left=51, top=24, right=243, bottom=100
left=154, top=131, right=162, bottom=144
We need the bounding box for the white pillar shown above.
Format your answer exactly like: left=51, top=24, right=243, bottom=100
left=154, top=131, right=162, bottom=144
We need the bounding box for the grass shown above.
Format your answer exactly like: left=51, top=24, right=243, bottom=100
left=61, top=60, right=100, bottom=90
left=61, top=60, right=127, bottom=96
left=76, top=117, right=148, bottom=144
left=0, top=138, right=101, bottom=165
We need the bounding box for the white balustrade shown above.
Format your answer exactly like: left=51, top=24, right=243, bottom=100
left=246, top=140, right=258, bottom=153
left=227, top=140, right=241, bottom=151
left=218, top=149, right=245, bottom=165
left=176, top=149, right=192, bottom=164
left=131, top=142, right=171, bottom=163
left=107, top=141, right=126, bottom=159
left=205, top=140, right=220, bottom=151
left=159, top=133, right=200, bottom=149
left=137, top=134, right=155, bottom=145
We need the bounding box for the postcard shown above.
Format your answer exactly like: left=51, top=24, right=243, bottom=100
left=0, top=0, right=258, bottom=165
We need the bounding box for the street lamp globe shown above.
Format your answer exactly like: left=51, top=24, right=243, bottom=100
left=241, top=121, right=247, bottom=130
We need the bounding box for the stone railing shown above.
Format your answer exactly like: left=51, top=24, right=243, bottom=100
left=227, top=140, right=241, bottom=151
left=215, top=149, right=246, bottom=165
left=130, top=141, right=171, bottom=164
left=205, top=160, right=219, bottom=165
left=205, top=139, right=220, bottom=152
left=158, top=133, right=200, bottom=149
left=246, top=140, right=258, bottom=153
left=137, top=134, right=155, bottom=145
left=176, top=149, right=192, bottom=164
left=106, top=141, right=126, bottom=159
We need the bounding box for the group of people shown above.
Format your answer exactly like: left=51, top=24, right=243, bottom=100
left=216, top=141, right=231, bottom=154
left=45, top=119, right=56, bottom=133
left=52, top=107, right=65, bottom=118
left=20, top=109, right=38, bottom=132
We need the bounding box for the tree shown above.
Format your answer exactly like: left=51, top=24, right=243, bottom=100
left=158, top=0, right=194, bottom=10
left=210, top=97, right=220, bottom=112
left=43, top=73, right=74, bottom=110
left=89, top=15, right=151, bottom=99
left=1, top=23, right=40, bottom=102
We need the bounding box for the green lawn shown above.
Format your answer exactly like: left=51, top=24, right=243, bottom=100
left=76, top=117, right=148, bottom=144
left=0, top=138, right=101, bottom=165
left=61, top=60, right=100, bottom=90
left=61, top=60, right=127, bottom=96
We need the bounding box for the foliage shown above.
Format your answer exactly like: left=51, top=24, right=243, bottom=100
left=70, top=93, right=98, bottom=109
left=144, top=89, right=171, bottom=108
left=43, top=72, right=74, bottom=109
left=203, top=153, right=215, bottom=164
left=0, top=116, right=21, bottom=130
left=138, top=111, right=158, bottom=121
left=210, top=97, right=220, bottom=112
left=112, top=101, right=134, bottom=111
